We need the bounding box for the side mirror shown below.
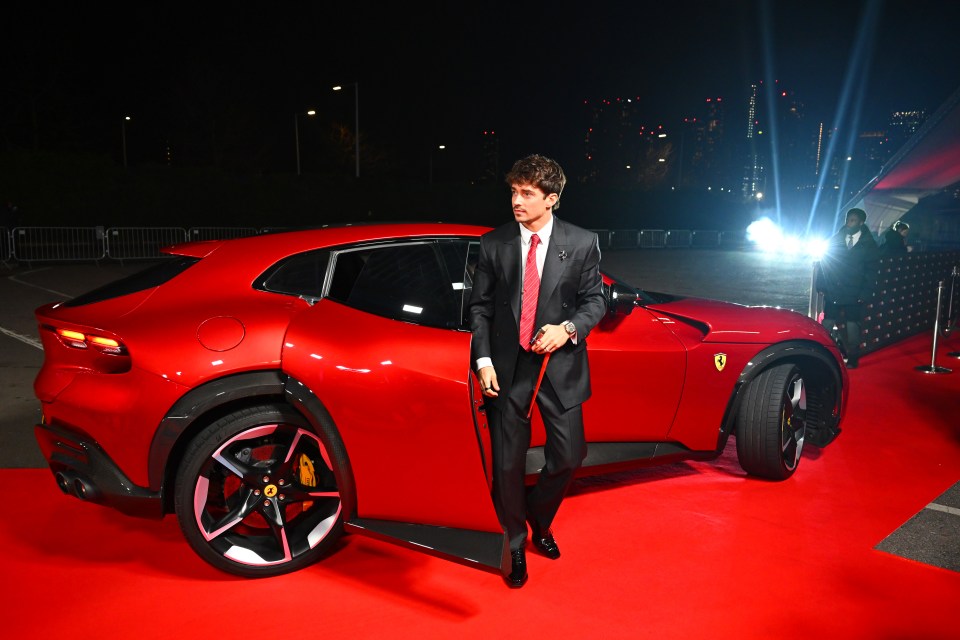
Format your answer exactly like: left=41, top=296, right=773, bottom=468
left=608, top=282, right=640, bottom=315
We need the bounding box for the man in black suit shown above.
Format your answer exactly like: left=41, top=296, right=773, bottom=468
left=816, top=207, right=878, bottom=369
left=468, top=154, right=606, bottom=587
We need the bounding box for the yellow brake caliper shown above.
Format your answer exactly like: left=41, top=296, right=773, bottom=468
left=298, top=453, right=317, bottom=511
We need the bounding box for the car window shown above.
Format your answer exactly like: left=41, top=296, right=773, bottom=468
left=436, top=240, right=476, bottom=329
left=327, top=242, right=467, bottom=329
left=461, top=241, right=479, bottom=326
left=65, top=256, right=200, bottom=307
left=256, top=250, right=331, bottom=300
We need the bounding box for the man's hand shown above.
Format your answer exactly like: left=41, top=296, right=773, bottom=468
left=479, top=366, right=499, bottom=397
left=531, top=324, right=570, bottom=355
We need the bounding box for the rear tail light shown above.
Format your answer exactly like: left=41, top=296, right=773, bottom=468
left=48, top=326, right=129, bottom=356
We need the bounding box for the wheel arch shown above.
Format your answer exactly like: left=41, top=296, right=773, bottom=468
left=151, top=371, right=357, bottom=519
left=150, top=370, right=288, bottom=512
left=718, top=340, right=844, bottom=450
left=281, top=375, right=357, bottom=522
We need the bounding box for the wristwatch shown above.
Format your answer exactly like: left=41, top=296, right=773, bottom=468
left=562, top=321, right=577, bottom=336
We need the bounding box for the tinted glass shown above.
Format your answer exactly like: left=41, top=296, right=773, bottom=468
left=257, top=250, right=331, bottom=299
left=436, top=240, right=476, bottom=329
left=65, top=256, right=200, bottom=307
left=327, top=242, right=465, bottom=329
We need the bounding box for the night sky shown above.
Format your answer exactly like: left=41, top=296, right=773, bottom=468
left=6, top=1, right=960, bottom=172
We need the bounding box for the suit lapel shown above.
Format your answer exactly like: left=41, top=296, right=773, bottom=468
left=538, top=218, right=568, bottom=320
left=501, top=226, right=523, bottom=322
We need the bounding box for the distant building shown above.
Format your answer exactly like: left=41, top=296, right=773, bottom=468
left=742, top=83, right=762, bottom=199
left=740, top=80, right=819, bottom=203
left=676, top=97, right=732, bottom=191
left=887, top=109, right=927, bottom=148
left=580, top=97, right=672, bottom=188
left=477, top=130, right=499, bottom=184
left=581, top=97, right=641, bottom=184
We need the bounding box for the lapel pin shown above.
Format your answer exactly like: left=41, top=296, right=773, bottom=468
left=558, top=250, right=567, bottom=261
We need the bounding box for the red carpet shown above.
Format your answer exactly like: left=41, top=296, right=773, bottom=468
left=5, top=333, right=960, bottom=639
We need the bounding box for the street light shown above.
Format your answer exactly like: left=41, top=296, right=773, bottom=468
left=121, top=116, right=131, bottom=168
left=332, top=83, right=360, bottom=178
left=429, top=144, right=446, bottom=185
left=294, top=109, right=316, bottom=176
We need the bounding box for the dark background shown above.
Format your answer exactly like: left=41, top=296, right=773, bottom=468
left=3, top=1, right=959, bottom=231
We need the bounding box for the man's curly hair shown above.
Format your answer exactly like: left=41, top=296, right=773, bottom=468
left=505, top=154, right=566, bottom=211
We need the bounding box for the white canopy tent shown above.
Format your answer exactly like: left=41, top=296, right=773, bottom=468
left=845, top=84, right=960, bottom=237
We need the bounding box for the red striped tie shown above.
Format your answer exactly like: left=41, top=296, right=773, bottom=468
left=519, top=234, right=541, bottom=350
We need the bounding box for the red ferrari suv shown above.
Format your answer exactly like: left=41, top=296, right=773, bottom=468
left=33, top=223, right=847, bottom=578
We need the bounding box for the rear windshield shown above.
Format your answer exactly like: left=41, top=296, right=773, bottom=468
left=64, top=256, right=200, bottom=307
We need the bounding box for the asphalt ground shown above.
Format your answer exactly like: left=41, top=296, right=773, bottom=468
left=0, top=248, right=816, bottom=468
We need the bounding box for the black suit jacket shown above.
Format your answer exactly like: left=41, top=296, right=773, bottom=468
left=815, top=224, right=878, bottom=305
left=468, top=217, right=606, bottom=410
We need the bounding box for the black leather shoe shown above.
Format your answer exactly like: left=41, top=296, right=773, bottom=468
left=505, top=548, right=527, bottom=588
left=528, top=521, right=561, bottom=559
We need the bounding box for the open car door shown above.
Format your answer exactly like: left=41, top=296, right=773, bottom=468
left=281, top=238, right=508, bottom=575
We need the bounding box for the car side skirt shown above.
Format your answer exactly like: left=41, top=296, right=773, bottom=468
left=346, top=519, right=511, bottom=575
left=525, top=441, right=717, bottom=477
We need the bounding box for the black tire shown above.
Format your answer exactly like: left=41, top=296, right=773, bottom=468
left=174, top=404, right=344, bottom=577
left=735, top=363, right=806, bottom=480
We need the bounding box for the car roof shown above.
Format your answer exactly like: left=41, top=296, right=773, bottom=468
left=163, top=222, right=494, bottom=260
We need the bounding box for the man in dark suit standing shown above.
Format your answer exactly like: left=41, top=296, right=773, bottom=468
left=468, top=154, right=606, bottom=587
left=816, top=207, right=878, bottom=369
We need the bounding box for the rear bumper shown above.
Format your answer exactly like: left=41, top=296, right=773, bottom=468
left=34, top=422, right=163, bottom=519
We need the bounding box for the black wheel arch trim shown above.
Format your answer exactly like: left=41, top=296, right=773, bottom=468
left=718, top=340, right=844, bottom=449
left=281, top=375, right=358, bottom=521
left=152, top=370, right=359, bottom=520
left=150, top=370, right=287, bottom=492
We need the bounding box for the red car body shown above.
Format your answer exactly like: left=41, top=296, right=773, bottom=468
left=33, top=223, right=848, bottom=578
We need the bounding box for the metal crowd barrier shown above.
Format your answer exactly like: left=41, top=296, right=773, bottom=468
left=720, top=230, right=747, bottom=249
left=593, top=228, right=723, bottom=250
left=13, top=227, right=107, bottom=262
left=665, top=229, right=693, bottom=248
left=188, top=227, right=260, bottom=241
left=691, top=230, right=722, bottom=248
left=6, top=226, right=753, bottom=261
left=10, top=226, right=265, bottom=263
left=639, top=229, right=666, bottom=248
left=609, top=229, right=640, bottom=249
left=107, top=227, right=188, bottom=260
left=0, top=227, right=10, bottom=264
left=591, top=229, right=610, bottom=249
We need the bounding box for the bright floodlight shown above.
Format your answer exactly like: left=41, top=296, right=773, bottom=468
left=781, top=234, right=805, bottom=255
left=747, top=217, right=829, bottom=259
left=746, top=217, right=782, bottom=253
left=805, top=237, right=829, bottom=259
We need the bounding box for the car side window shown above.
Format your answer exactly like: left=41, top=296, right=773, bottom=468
left=256, top=250, right=331, bottom=300
left=327, top=242, right=464, bottom=329
left=460, top=241, right=479, bottom=328
left=436, top=240, right=476, bottom=330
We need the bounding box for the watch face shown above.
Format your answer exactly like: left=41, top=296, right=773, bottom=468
left=565, top=322, right=576, bottom=334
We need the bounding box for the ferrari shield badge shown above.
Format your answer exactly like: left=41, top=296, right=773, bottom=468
left=714, top=353, right=727, bottom=372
